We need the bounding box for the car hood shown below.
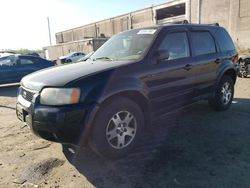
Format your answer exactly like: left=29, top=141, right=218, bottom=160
left=21, top=60, right=132, bottom=91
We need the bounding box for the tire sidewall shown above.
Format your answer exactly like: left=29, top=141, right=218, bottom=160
left=215, top=76, right=234, bottom=110
left=90, top=97, right=144, bottom=158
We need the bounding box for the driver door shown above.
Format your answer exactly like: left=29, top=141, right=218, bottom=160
left=145, top=29, right=196, bottom=119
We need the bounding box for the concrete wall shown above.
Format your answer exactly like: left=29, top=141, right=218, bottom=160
left=113, top=15, right=130, bottom=34
left=190, top=0, right=250, bottom=51
left=55, top=0, right=187, bottom=44
left=131, top=9, right=154, bottom=29
left=232, top=0, right=250, bottom=51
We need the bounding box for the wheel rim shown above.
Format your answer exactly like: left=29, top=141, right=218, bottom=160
left=240, top=70, right=247, bottom=77
left=243, top=71, right=248, bottom=77
left=221, top=82, right=232, bottom=105
left=106, top=111, right=137, bottom=149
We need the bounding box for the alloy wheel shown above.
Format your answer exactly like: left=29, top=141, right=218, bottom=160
left=221, top=82, right=232, bottom=105
left=106, top=111, right=137, bottom=149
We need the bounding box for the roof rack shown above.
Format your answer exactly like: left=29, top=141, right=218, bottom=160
left=159, top=20, right=220, bottom=26
left=159, top=19, right=189, bottom=25
left=207, top=23, right=220, bottom=26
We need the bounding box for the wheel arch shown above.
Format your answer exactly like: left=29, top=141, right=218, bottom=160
left=217, top=67, right=237, bottom=85
left=99, top=90, right=151, bottom=128
left=80, top=90, right=151, bottom=147
left=223, top=68, right=237, bottom=84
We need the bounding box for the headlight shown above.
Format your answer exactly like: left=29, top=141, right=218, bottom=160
left=40, top=88, right=81, bottom=105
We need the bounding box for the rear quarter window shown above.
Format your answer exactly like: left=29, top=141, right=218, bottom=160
left=213, top=28, right=235, bottom=52
left=191, top=31, right=216, bottom=56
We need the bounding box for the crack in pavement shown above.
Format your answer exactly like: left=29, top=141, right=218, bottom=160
left=0, top=105, right=15, bottom=110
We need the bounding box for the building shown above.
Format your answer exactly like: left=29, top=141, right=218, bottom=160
left=45, top=0, right=250, bottom=60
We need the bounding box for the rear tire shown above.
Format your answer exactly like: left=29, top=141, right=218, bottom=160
left=89, top=97, right=144, bottom=159
left=209, top=75, right=234, bottom=111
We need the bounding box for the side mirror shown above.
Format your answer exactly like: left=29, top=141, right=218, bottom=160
left=156, top=50, right=169, bottom=61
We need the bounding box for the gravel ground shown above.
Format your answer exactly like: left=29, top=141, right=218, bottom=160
left=0, top=77, right=249, bottom=188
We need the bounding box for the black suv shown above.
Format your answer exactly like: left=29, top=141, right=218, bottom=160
left=16, top=24, right=238, bottom=158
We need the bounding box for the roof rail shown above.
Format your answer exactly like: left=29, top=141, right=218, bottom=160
left=159, top=19, right=189, bottom=25
left=207, top=23, right=220, bottom=26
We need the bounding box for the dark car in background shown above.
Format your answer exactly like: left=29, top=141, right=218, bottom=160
left=0, top=55, right=55, bottom=84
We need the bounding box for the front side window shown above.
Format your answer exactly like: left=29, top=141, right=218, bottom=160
left=158, top=32, right=190, bottom=60
left=90, top=29, right=158, bottom=61
left=191, top=31, right=216, bottom=56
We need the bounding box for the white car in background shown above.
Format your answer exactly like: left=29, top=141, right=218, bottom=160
left=59, top=52, right=85, bottom=63
left=0, top=52, right=16, bottom=58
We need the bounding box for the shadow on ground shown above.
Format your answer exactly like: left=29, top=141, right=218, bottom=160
left=63, top=98, right=250, bottom=188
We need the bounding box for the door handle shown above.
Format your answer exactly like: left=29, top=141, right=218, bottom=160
left=215, top=58, right=221, bottom=64
left=183, top=64, right=192, bottom=71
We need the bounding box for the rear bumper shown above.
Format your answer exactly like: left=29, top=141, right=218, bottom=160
left=16, top=95, right=96, bottom=145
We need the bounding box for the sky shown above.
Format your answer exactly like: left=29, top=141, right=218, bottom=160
left=0, top=0, right=168, bottom=50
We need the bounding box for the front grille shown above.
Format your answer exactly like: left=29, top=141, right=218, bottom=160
left=20, top=87, right=35, bottom=102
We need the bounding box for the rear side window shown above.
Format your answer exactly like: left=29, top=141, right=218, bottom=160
left=159, top=32, right=190, bottom=60
left=191, top=32, right=216, bottom=56
left=20, top=57, right=36, bottom=65
left=213, top=28, right=235, bottom=52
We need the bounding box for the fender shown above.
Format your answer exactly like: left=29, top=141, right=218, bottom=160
left=80, top=76, right=150, bottom=146
left=215, top=60, right=236, bottom=86
left=97, top=76, right=149, bottom=104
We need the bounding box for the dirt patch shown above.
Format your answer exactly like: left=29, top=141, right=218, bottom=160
left=14, top=158, right=64, bottom=185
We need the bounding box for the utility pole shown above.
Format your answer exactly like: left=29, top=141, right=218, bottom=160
left=47, top=17, right=52, bottom=46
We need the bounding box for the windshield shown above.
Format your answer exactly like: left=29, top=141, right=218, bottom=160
left=90, top=29, right=158, bottom=61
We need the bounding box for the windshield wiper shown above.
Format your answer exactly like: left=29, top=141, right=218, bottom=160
left=93, top=57, right=114, bottom=61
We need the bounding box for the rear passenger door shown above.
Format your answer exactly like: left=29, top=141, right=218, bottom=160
left=189, top=29, right=220, bottom=99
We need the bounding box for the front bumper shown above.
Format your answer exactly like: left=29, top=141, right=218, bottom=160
left=16, top=93, right=95, bottom=145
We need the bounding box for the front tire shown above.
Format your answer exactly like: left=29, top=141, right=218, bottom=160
left=89, top=97, right=144, bottom=158
left=209, top=75, right=234, bottom=111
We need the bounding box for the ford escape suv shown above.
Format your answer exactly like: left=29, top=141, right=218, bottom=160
left=16, top=24, right=238, bottom=158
